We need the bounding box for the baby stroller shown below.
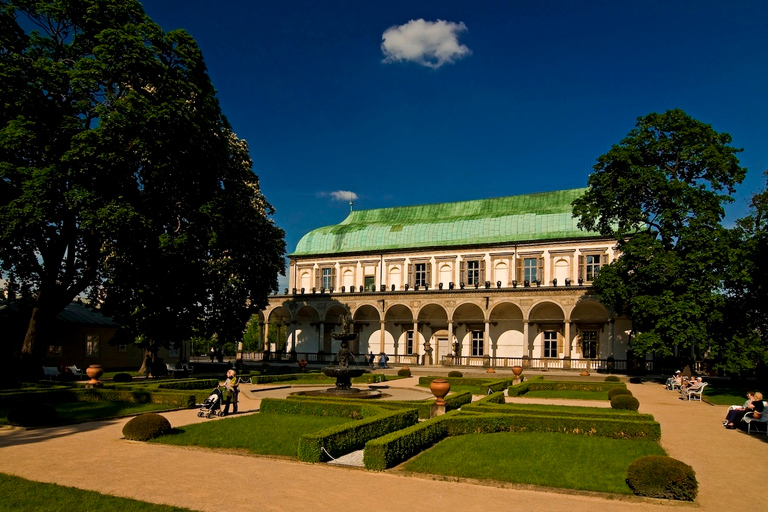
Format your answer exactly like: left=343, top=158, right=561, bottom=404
left=197, top=386, right=225, bottom=418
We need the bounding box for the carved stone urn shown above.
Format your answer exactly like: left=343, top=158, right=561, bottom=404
left=511, top=365, right=523, bottom=384
left=297, top=359, right=308, bottom=372
left=86, top=364, right=104, bottom=387
left=429, top=379, right=451, bottom=406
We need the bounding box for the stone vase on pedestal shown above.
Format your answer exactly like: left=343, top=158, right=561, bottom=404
left=429, top=379, right=451, bottom=406
left=511, top=365, right=523, bottom=384
left=85, top=364, right=104, bottom=388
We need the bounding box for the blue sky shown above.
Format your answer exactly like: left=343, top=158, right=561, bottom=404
left=140, top=1, right=768, bottom=287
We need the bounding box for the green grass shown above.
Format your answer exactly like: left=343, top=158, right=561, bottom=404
left=521, top=389, right=609, bottom=400
left=0, top=473, right=192, bottom=512
left=0, top=401, right=174, bottom=426
left=403, top=432, right=666, bottom=494
left=696, top=383, right=754, bottom=405
left=152, top=412, right=353, bottom=456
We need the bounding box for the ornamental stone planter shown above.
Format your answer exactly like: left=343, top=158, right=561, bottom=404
left=511, top=365, right=523, bottom=384
left=429, top=379, right=451, bottom=406
left=297, top=359, right=308, bottom=372
left=85, top=364, right=104, bottom=388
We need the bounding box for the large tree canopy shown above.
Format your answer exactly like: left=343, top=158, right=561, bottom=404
left=0, top=0, right=285, bottom=361
left=572, top=109, right=746, bottom=357
left=716, top=173, right=768, bottom=377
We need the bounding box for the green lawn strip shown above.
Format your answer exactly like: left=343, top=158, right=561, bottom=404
left=463, top=400, right=650, bottom=419
left=403, top=432, right=666, bottom=494
left=695, top=383, right=753, bottom=405
left=520, top=389, right=609, bottom=400
left=151, top=412, right=353, bottom=456
left=0, top=473, right=192, bottom=512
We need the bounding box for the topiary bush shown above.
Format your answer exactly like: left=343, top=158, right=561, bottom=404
left=7, top=403, right=58, bottom=427
left=604, top=375, right=621, bottom=382
left=113, top=373, right=133, bottom=383
left=397, top=368, right=411, bottom=377
left=607, top=387, right=633, bottom=400
left=447, top=371, right=463, bottom=378
left=122, top=413, right=172, bottom=441
left=610, top=394, right=640, bottom=411
left=626, top=456, right=697, bottom=501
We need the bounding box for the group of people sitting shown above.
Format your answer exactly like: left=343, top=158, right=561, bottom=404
left=666, top=370, right=704, bottom=398
left=722, top=391, right=764, bottom=429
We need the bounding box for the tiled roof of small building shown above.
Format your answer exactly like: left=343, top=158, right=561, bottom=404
left=292, top=188, right=600, bottom=256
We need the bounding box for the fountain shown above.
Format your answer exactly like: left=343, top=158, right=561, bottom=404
left=292, top=313, right=382, bottom=399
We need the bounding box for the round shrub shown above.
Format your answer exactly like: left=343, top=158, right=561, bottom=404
left=610, top=394, right=640, bottom=411
left=604, top=375, right=621, bottom=382
left=7, top=403, right=57, bottom=427
left=447, top=371, right=463, bottom=378
left=397, top=368, right=411, bottom=377
left=607, top=387, right=633, bottom=400
left=122, top=413, right=172, bottom=441
left=627, top=456, right=697, bottom=501
left=113, top=373, right=133, bottom=383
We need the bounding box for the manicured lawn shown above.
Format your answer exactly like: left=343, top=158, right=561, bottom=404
left=521, top=389, right=609, bottom=400
left=0, top=473, right=192, bottom=512
left=0, top=401, right=174, bottom=426
left=403, top=432, right=666, bottom=494
left=152, top=412, right=353, bottom=456
left=696, top=382, right=753, bottom=405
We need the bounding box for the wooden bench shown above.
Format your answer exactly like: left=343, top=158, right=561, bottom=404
left=42, top=366, right=60, bottom=380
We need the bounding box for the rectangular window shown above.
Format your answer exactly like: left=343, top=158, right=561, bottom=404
left=47, top=343, right=63, bottom=357
left=472, top=331, right=484, bottom=356
left=467, top=260, right=480, bottom=285
left=364, top=275, right=375, bottom=291
left=586, top=255, right=601, bottom=282
left=524, top=258, right=539, bottom=283
left=415, top=263, right=427, bottom=287
left=582, top=331, right=598, bottom=359
left=118, top=344, right=128, bottom=353
left=543, top=331, right=558, bottom=358
left=85, top=335, right=100, bottom=357
left=406, top=331, right=414, bottom=355
left=322, top=268, right=333, bottom=290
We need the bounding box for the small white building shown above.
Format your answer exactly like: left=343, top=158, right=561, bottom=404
left=258, top=188, right=635, bottom=370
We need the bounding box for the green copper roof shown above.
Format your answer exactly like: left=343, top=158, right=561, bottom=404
left=292, top=188, right=600, bottom=256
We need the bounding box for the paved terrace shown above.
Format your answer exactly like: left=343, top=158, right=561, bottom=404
left=1, top=371, right=766, bottom=511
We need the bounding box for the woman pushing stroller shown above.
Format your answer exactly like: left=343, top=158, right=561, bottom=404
left=221, top=369, right=239, bottom=415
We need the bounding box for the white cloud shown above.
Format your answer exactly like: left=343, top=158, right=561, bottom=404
left=318, top=190, right=358, bottom=202
left=381, top=19, right=471, bottom=69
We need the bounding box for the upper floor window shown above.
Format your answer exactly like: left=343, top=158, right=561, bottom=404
left=579, top=254, right=603, bottom=283
left=522, top=257, right=543, bottom=283
left=461, top=259, right=485, bottom=286
left=415, top=263, right=427, bottom=287
left=318, top=267, right=335, bottom=290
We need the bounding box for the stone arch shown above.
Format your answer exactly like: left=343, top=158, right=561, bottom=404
left=267, top=306, right=291, bottom=352
left=528, top=301, right=566, bottom=359
left=384, top=304, right=413, bottom=355
left=293, top=305, right=320, bottom=353
left=322, top=303, right=349, bottom=354
left=489, top=302, right=525, bottom=358
left=452, top=302, right=485, bottom=358
left=570, top=299, right=611, bottom=359
left=417, top=303, right=449, bottom=362
left=353, top=304, right=381, bottom=354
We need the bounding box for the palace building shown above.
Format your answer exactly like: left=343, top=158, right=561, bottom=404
left=257, top=188, right=634, bottom=370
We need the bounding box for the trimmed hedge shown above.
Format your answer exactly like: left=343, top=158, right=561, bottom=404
left=445, top=411, right=660, bottom=440
left=397, top=369, right=411, bottom=377
left=610, top=394, right=640, bottom=411
left=261, top=397, right=380, bottom=419
left=7, top=403, right=58, bottom=427
left=419, top=376, right=512, bottom=393
left=0, top=387, right=202, bottom=409
left=112, top=373, right=133, bottom=383
left=475, top=391, right=506, bottom=404
left=604, top=376, right=621, bottom=382
left=364, top=412, right=456, bottom=470
left=462, top=401, right=653, bottom=421
left=607, top=387, right=633, bottom=400
left=627, top=456, right=697, bottom=501
left=156, top=379, right=219, bottom=390
left=122, top=413, right=172, bottom=441
left=507, top=380, right=626, bottom=397
left=447, top=371, right=463, bottom=378
left=298, top=408, right=419, bottom=462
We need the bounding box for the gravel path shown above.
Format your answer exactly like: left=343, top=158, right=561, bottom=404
left=1, top=379, right=766, bottom=511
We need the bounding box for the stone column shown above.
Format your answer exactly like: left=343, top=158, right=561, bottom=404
left=484, top=320, right=491, bottom=358
left=564, top=320, right=571, bottom=358
left=379, top=319, right=386, bottom=353
left=413, top=321, right=419, bottom=362
left=523, top=321, right=531, bottom=358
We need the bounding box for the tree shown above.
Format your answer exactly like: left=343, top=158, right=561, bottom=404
left=572, top=109, right=746, bottom=358
left=716, top=173, right=768, bottom=377
left=0, top=0, right=285, bottom=364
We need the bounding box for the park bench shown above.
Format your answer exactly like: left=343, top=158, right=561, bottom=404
left=67, top=365, right=86, bottom=379
left=42, top=366, right=60, bottom=380
left=742, top=401, right=768, bottom=435
left=686, top=382, right=708, bottom=401
left=166, top=362, right=194, bottom=378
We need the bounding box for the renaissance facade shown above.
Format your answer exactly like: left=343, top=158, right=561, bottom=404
left=258, top=189, right=635, bottom=370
